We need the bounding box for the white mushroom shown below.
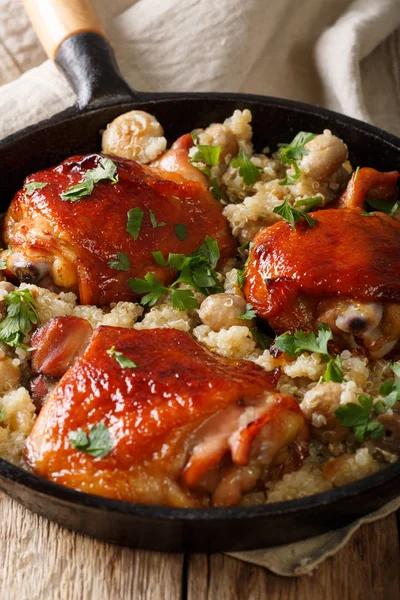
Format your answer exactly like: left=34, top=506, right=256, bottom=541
left=300, top=130, right=348, bottom=181
left=102, top=110, right=167, bottom=163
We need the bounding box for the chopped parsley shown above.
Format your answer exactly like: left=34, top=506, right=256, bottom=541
left=210, top=177, right=226, bottom=202
left=250, top=327, right=273, bottom=350
left=107, top=346, right=137, bottom=369
left=230, top=149, right=262, bottom=186
left=61, top=156, right=118, bottom=202
left=188, top=137, right=221, bottom=177
left=335, top=395, right=385, bottom=442
left=274, top=323, right=343, bottom=383
left=69, top=422, right=113, bottom=458
left=278, top=131, right=316, bottom=185
left=353, top=166, right=360, bottom=182
left=273, top=198, right=318, bottom=228
left=0, top=259, right=6, bottom=270
left=108, top=252, right=130, bottom=271
left=174, top=223, right=187, bottom=241
left=24, top=181, right=48, bottom=196
left=293, top=195, right=323, bottom=210
left=237, top=269, right=246, bottom=287
left=239, top=303, right=257, bottom=320
left=0, top=289, right=38, bottom=349
left=0, top=407, right=5, bottom=422
left=366, top=197, right=399, bottom=216
left=149, top=209, right=166, bottom=229
left=129, top=236, right=222, bottom=310
left=126, top=207, right=144, bottom=240
left=323, top=355, right=344, bottom=383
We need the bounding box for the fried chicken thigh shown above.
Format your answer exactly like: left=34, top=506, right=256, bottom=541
left=25, top=326, right=308, bottom=507
left=244, top=169, right=400, bottom=357
left=3, top=153, right=235, bottom=304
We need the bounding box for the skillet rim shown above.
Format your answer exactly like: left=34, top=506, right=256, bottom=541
left=0, top=90, right=399, bottom=524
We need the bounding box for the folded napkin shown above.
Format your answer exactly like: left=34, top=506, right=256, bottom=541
left=1, top=0, right=399, bottom=576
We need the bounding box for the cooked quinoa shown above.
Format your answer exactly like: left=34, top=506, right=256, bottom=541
left=0, top=108, right=397, bottom=503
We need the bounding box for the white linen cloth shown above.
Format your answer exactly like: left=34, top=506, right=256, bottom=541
left=1, top=0, right=400, bottom=576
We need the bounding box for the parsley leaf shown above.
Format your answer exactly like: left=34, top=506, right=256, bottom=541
left=174, top=223, right=187, bottom=241
left=129, top=273, right=167, bottom=306
left=230, top=149, right=262, bottom=186
left=273, top=198, right=318, bottom=228
left=334, top=395, right=385, bottom=442
left=274, top=324, right=342, bottom=382
left=278, top=131, right=316, bottom=185
left=149, top=209, right=166, bottom=228
left=250, top=327, right=273, bottom=350
left=24, top=181, right=48, bottom=196
left=130, top=237, right=222, bottom=311
left=323, top=355, right=344, bottom=383
left=126, top=207, right=144, bottom=240
left=193, top=236, right=220, bottom=268
left=188, top=137, right=221, bottom=177
left=108, top=252, right=130, bottom=271
left=69, top=421, right=113, bottom=458
left=0, top=289, right=38, bottom=348
left=237, top=269, right=246, bottom=287
left=107, top=345, right=137, bottom=368
left=239, top=303, right=257, bottom=320
left=293, top=196, right=323, bottom=210
left=61, top=156, right=118, bottom=202
left=210, top=177, right=227, bottom=202
left=170, top=288, right=198, bottom=311
left=366, top=197, right=399, bottom=216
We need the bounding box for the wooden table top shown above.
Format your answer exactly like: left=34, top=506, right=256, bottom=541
left=1, top=493, right=399, bottom=600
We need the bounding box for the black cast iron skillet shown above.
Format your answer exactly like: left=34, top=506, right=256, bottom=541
left=0, top=0, right=398, bottom=552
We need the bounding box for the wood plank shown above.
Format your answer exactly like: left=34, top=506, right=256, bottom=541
left=187, top=514, right=400, bottom=600
left=0, top=494, right=184, bottom=600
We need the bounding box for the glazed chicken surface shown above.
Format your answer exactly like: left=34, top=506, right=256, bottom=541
left=244, top=168, right=400, bottom=357
left=3, top=151, right=235, bottom=305
left=26, top=323, right=308, bottom=507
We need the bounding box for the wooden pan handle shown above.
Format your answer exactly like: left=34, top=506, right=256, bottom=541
left=22, top=0, right=106, bottom=60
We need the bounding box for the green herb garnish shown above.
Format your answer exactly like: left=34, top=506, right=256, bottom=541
left=107, top=345, right=137, bottom=368
left=126, top=207, right=144, bottom=240
left=273, top=198, right=318, bottom=228
left=188, top=137, right=221, bottom=177
left=250, top=327, right=273, bottom=350
left=174, top=223, right=187, bottom=241
left=108, top=252, right=130, bottom=271
left=0, top=259, right=6, bottom=270
left=69, top=421, right=113, bottom=458
left=61, top=156, right=118, bottom=202
left=366, top=197, right=399, bottom=216
left=334, top=395, right=385, bottom=442
left=210, top=177, right=227, bottom=202
left=149, top=209, right=166, bottom=229
left=0, top=289, right=38, bottom=349
left=230, top=149, right=262, bottom=186
left=274, top=323, right=343, bottom=383
left=0, top=407, right=5, bottom=422
left=353, top=166, right=360, bottom=182
left=129, top=236, right=222, bottom=311
left=239, top=303, right=257, bottom=320
left=293, top=196, right=323, bottom=210
left=278, top=131, right=316, bottom=185
left=24, top=181, right=48, bottom=196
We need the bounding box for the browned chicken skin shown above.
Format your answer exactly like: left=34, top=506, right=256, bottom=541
left=244, top=169, right=400, bottom=357
left=3, top=152, right=235, bottom=304
left=25, top=323, right=309, bottom=507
